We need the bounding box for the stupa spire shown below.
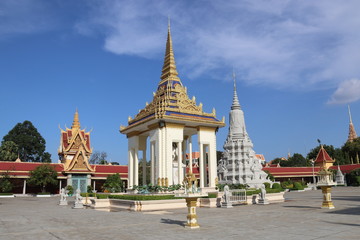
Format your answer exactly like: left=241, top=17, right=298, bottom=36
left=347, top=105, right=357, bottom=142
left=231, top=71, right=241, bottom=110
left=160, top=18, right=180, bottom=82
left=72, top=109, right=81, bottom=129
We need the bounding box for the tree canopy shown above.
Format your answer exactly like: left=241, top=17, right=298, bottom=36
left=103, top=173, right=123, bottom=192
left=89, top=151, right=108, bottom=164
left=342, top=137, right=360, bottom=164
left=28, top=164, right=58, bottom=193
left=2, top=121, right=51, bottom=162
left=269, top=154, right=308, bottom=167
left=0, top=141, right=19, bottom=161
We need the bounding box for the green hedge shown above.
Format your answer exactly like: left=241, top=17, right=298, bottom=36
left=272, top=183, right=282, bottom=190
left=0, top=193, right=13, bottom=195
left=207, top=193, right=217, bottom=198
left=107, top=194, right=183, bottom=201
left=293, top=182, right=304, bottom=190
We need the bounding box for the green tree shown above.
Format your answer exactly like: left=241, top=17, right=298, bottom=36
left=28, top=164, right=58, bottom=193
left=270, top=158, right=283, bottom=165
left=307, top=144, right=347, bottom=165
left=0, top=141, right=19, bottom=161
left=89, top=151, right=108, bottom=164
left=2, top=121, right=51, bottom=162
left=0, top=172, right=13, bottom=193
left=278, top=153, right=308, bottom=167
left=342, top=137, right=360, bottom=164
left=102, top=173, right=123, bottom=192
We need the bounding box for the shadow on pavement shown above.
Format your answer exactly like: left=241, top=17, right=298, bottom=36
left=332, top=196, right=360, bottom=202
left=283, top=206, right=319, bottom=209
left=325, top=207, right=360, bottom=215
left=161, top=218, right=186, bottom=226
left=323, top=220, right=360, bottom=227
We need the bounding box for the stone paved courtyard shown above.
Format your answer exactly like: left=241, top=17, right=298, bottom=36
left=0, top=187, right=359, bottom=240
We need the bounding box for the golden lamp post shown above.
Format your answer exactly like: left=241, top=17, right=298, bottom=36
left=317, top=168, right=336, bottom=209
left=176, top=172, right=206, bottom=229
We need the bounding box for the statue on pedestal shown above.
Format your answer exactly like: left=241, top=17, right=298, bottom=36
left=59, top=188, right=68, bottom=206
left=258, top=184, right=269, bottom=205
left=221, top=185, right=233, bottom=208
left=73, top=188, right=84, bottom=209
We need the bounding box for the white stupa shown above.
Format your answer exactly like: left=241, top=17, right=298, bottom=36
left=218, top=74, right=270, bottom=188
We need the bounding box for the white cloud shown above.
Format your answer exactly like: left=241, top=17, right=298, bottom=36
left=0, top=0, right=56, bottom=37
left=74, top=0, right=360, bottom=93
left=327, top=79, right=360, bottom=105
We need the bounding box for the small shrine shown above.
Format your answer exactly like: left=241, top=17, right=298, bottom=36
left=314, top=145, right=336, bottom=209
left=58, top=110, right=94, bottom=192
left=120, top=23, right=225, bottom=191
left=335, top=165, right=345, bottom=185
left=217, top=75, right=270, bottom=188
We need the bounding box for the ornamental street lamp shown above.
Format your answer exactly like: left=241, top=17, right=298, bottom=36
left=310, top=159, right=316, bottom=190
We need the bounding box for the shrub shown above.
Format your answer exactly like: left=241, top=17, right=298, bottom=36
left=97, top=194, right=109, bottom=199
left=87, top=185, right=93, bottom=193
left=0, top=172, right=13, bottom=193
left=272, top=183, right=282, bottom=190
left=281, top=180, right=293, bottom=189
left=264, top=182, right=271, bottom=189
left=293, top=182, right=304, bottom=190
left=66, top=185, right=74, bottom=195
left=208, top=193, right=217, bottom=198
left=103, top=173, right=123, bottom=193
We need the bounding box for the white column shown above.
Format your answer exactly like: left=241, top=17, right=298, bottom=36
left=23, top=179, right=27, bottom=195
left=178, top=141, right=183, bottom=184
left=182, top=140, right=187, bottom=179
left=67, top=174, right=72, bottom=186
left=93, top=180, right=96, bottom=191
left=59, top=180, right=62, bottom=193
left=128, top=149, right=134, bottom=188
left=151, top=142, right=155, bottom=185
left=134, top=148, right=139, bottom=186
left=142, top=149, right=147, bottom=185
left=199, top=143, right=205, bottom=188
left=188, top=137, right=193, bottom=173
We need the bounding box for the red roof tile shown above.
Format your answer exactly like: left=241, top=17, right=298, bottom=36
left=315, top=147, right=334, bottom=164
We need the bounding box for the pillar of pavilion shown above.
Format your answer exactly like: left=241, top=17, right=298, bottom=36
left=120, top=24, right=225, bottom=192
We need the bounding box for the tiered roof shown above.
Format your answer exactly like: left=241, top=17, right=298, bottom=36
left=120, top=24, right=224, bottom=134
left=58, top=110, right=94, bottom=172
left=314, top=145, right=335, bottom=165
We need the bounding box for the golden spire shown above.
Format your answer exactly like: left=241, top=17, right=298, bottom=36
left=347, top=105, right=357, bottom=142
left=72, top=109, right=81, bottom=129
left=160, top=18, right=180, bottom=82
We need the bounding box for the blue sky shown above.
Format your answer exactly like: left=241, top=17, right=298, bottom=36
left=1, top=0, right=360, bottom=164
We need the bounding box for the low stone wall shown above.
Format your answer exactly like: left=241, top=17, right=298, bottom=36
left=89, top=192, right=285, bottom=211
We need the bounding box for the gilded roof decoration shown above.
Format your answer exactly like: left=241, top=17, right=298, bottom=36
left=121, top=24, right=224, bottom=132
left=58, top=110, right=94, bottom=172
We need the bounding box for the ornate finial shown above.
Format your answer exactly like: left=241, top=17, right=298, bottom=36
left=168, top=15, right=171, bottom=30
left=72, top=109, right=80, bottom=129
left=231, top=71, right=241, bottom=110
left=347, top=105, right=357, bottom=142
left=348, top=105, right=353, bottom=123
left=160, top=20, right=180, bottom=82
